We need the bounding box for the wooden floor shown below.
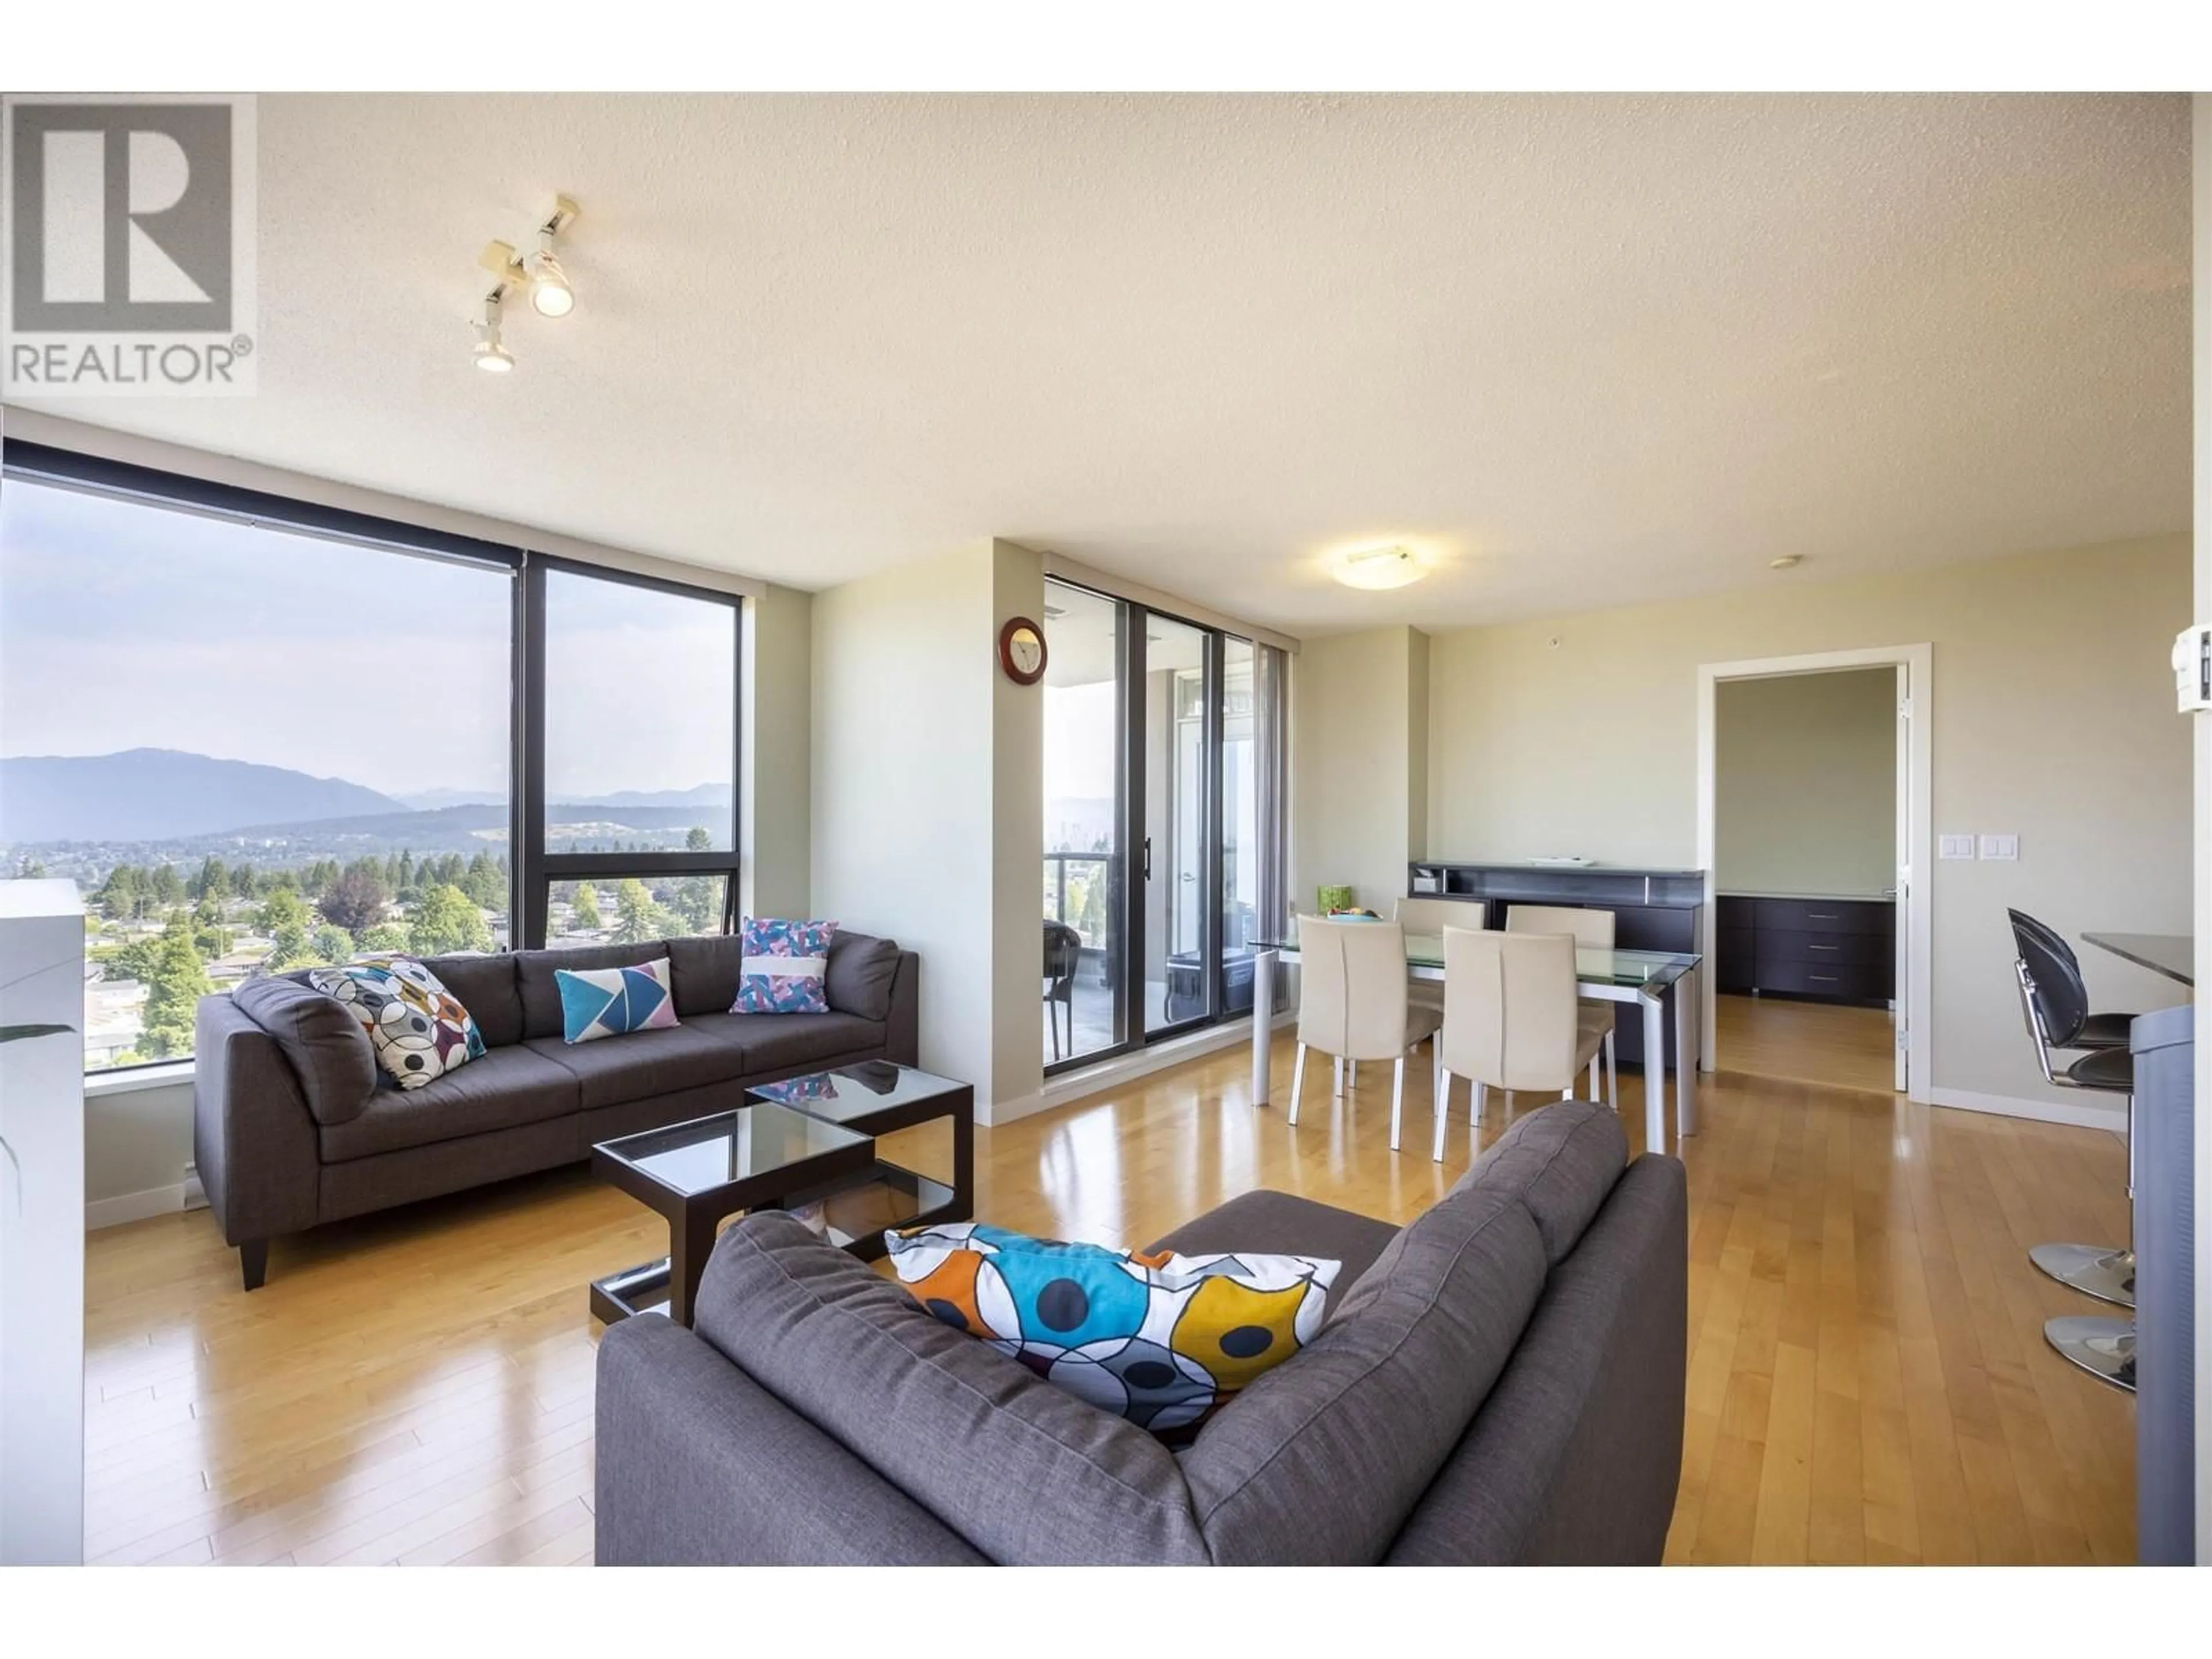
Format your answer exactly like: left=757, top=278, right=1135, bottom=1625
left=81, top=998, right=2135, bottom=1566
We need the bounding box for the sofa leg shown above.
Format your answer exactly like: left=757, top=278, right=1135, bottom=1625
left=239, top=1239, right=268, bottom=1292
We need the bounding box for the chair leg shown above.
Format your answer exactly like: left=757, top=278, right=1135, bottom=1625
left=1390, top=1056, right=1406, bottom=1152
left=1048, top=999, right=1061, bottom=1062
left=1561, top=1086, right=1574, bottom=1101
left=1332, top=1055, right=1343, bottom=1097
left=238, top=1239, right=268, bottom=1293
left=1433, top=1068, right=1451, bottom=1162
left=1604, top=1031, right=1618, bottom=1111
left=1289, top=1043, right=1309, bottom=1126
left=1349, top=1060, right=1358, bottom=1091
left=1588, top=1052, right=1600, bottom=1099
left=1473, top=1080, right=1487, bottom=1125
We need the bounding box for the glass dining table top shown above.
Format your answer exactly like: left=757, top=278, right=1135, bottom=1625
left=1256, top=933, right=1700, bottom=993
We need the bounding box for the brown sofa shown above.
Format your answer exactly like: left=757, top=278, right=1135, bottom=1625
left=192, top=931, right=919, bottom=1289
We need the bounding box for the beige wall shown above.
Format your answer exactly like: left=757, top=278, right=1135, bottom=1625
left=742, top=583, right=813, bottom=919
left=1422, top=534, right=2193, bottom=1111
left=809, top=539, right=1044, bottom=1120
left=1291, top=625, right=1426, bottom=914
left=1715, top=668, right=1896, bottom=896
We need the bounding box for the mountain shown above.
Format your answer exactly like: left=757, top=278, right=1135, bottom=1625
left=0, top=750, right=410, bottom=845
left=396, top=786, right=507, bottom=811
left=558, top=785, right=731, bottom=810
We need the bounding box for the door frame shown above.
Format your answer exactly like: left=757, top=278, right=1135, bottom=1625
left=1694, top=643, right=1934, bottom=1104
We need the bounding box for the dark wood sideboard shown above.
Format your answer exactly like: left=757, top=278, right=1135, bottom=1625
left=1714, top=894, right=1895, bottom=1005
left=1406, top=861, right=1706, bottom=1067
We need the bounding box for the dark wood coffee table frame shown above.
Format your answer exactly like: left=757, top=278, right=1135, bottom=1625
left=762, top=1069, right=975, bottom=1263
left=589, top=1107, right=876, bottom=1328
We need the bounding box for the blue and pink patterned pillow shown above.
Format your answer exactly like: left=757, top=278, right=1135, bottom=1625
left=734, top=916, right=839, bottom=1014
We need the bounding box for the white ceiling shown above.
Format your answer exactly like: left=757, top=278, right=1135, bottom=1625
left=16, top=93, right=2191, bottom=635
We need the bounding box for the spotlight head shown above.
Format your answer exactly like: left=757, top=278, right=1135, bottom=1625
left=472, top=298, right=514, bottom=373
left=527, top=243, right=574, bottom=317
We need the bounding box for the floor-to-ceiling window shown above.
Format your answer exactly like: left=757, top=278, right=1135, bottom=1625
left=0, top=441, right=747, bottom=1073
left=1041, top=577, right=1286, bottom=1075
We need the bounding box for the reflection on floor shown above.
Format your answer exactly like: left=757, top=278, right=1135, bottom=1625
left=79, top=999, right=2131, bottom=1566
left=1717, top=993, right=1899, bottom=1094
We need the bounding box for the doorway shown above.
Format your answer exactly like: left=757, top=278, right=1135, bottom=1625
left=1695, top=645, right=1933, bottom=1103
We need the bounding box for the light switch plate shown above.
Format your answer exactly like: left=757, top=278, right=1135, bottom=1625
left=1979, top=834, right=2019, bottom=861
left=1939, top=834, right=1976, bottom=859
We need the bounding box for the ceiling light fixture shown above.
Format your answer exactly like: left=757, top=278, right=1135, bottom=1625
left=1770, top=554, right=1804, bottom=570
left=1331, top=544, right=1428, bottom=591
left=471, top=295, right=514, bottom=374
left=482, top=196, right=579, bottom=320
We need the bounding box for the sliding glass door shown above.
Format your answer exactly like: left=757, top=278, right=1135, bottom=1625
left=1043, top=579, right=1286, bottom=1075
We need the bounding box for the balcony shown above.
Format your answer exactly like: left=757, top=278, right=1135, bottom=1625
left=1043, top=851, right=1118, bottom=1060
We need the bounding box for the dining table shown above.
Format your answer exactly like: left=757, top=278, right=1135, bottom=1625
left=1250, top=934, right=1702, bottom=1155
left=2080, top=931, right=2195, bottom=988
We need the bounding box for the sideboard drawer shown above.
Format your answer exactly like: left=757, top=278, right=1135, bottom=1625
left=1755, top=960, right=1889, bottom=1001
left=1758, top=929, right=1891, bottom=968
left=1753, top=897, right=1892, bottom=935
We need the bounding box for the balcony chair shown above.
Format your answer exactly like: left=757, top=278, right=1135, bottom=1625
left=1043, top=921, right=1082, bottom=1062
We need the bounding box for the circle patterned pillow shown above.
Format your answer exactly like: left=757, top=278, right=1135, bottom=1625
left=307, top=957, right=487, bottom=1090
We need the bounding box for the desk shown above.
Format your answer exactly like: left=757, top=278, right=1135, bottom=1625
left=1251, top=935, right=1701, bottom=1154
left=2081, top=931, right=2195, bottom=987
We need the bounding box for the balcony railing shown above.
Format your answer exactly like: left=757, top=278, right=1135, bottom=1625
left=1042, top=851, right=1115, bottom=950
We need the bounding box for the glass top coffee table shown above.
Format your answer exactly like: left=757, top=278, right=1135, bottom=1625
left=589, top=1099, right=875, bottom=1327
left=749, top=1060, right=975, bottom=1262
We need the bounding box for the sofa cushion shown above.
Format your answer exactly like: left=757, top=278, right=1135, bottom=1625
left=1177, top=1180, right=1548, bottom=1565
left=233, top=975, right=378, bottom=1127
left=1443, top=1099, right=1628, bottom=1267
left=687, top=1010, right=888, bottom=1074
left=557, top=960, right=680, bottom=1044
left=306, top=958, right=488, bottom=1090
left=825, top=931, right=900, bottom=1022
left=734, top=917, right=837, bottom=1014
left=417, top=951, right=524, bottom=1049
left=524, top=1025, right=751, bottom=1112
left=1148, top=1191, right=1399, bottom=1316
left=666, top=934, right=743, bottom=1019
left=514, top=941, right=670, bottom=1040
left=694, top=1213, right=1211, bottom=1565
left=317, top=1044, right=582, bottom=1162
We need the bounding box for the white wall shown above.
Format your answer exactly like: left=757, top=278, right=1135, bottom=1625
left=1422, top=534, right=2193, bottom=1114
left=1715, top=668, right=1897, bottom=896
left=743, top=583, right=814, bottom=919
left=810, top=539, right=1045, bottom=1120
left=1291, top=625, right=1428, bottom=914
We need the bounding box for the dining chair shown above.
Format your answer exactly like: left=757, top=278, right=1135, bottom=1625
left=1393, top=896, right=1475, bottom=1020
left=1286, top=915, right=1442, bottom=1152
left=1433, top=926, right=1611, bottom=1163
left=1504, top=904, right=1618, bottom=1108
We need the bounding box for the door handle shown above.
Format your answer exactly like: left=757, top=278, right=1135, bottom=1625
left=1142, top=837, right=1152, bottom=880
left=1180, top=872, right=1195, bottom=883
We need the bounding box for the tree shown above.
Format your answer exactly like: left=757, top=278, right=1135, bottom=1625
left=266, top=919, right=312, bottom=970
left=311, top=924, right=355, bottom=965
left=148, top=863, right=185, bottom=908
left=463, top=851, right=506, bottom=911
left=96, top=865, right=142, bottom=921
left=611, top=878, right=671, bottom=945
left=669, top=876, right=720, bottom=934
left=194, top=922, right=233, bottom=961
left=104, top=934, right=161, bottom=984
left=382, top=853, right=402, bottom=888
left=359, top=921, right=412, bottom=953
left=570, top=882, right=603, bottom=933
left=685, top=825, right=711, bottom=852
left=230, top=862, right=258, bottom=900
left=192, top=855, right=228, bottom=903
left=410, top=883, right=493, bottom=956
left=14, top=854, right=47, bottom=879
left=319, top=865, right=388, bottom=935
left=257, top=887, right=310, bottom=938
left=138, top=918, right=211, bottom=1059
left=396, top=849, right=416, bottom=895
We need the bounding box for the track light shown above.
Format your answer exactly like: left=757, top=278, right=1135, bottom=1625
left=472, top=296, right=514, bottom=374
left=526, top=236, right=574, bottom=318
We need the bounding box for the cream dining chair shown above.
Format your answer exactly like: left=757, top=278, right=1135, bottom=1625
left=1505, top=903, right=1618, bottom=1109
left=1394, top=896, right=1476, bottom=1020
left=1288, top=915, right=1442, bottom=1152
left=1433, top=926, right=1612, bottom=1163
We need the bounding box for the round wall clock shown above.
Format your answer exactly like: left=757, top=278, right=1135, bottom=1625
left=999, top=616, right=1047, bottom=685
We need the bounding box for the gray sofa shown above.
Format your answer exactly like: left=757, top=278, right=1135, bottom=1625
left=193, top=931, right=918, bottom=1290
left=594, top=1100, right=1687, bottom=1566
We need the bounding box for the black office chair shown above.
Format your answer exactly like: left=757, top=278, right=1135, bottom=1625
left=1043, top=922, right=1082, bottom=1062
left=2008, top=910, right=2135, bottom=1050
left=2011, top=917, right=2137, bottom=1392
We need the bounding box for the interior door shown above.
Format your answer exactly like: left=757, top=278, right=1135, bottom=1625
left=1894, top=663, right=1911, bottom=1093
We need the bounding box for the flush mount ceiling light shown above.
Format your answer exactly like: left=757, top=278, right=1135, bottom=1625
left=1331, top=544, right=1428, bottom=590
left=1770, top=554, right=1804, bottom=570
left=471, top=295, right=514, bottom=374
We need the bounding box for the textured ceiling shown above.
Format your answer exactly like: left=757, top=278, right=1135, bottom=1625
left=13, top=92, right=2192, bottom=634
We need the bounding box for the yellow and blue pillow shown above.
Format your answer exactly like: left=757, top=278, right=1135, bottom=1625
left=735, top=916, right=838, bottom=1014
left=556, top=959, right=680, bottom=1043
left=886, top=1221, right=1338, bottom=1432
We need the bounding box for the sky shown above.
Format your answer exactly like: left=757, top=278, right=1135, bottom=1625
left=0, top=477, right=734, bottom=799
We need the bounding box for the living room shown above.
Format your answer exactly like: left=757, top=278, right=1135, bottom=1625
left=2, top=16, right=2209, bottom=1641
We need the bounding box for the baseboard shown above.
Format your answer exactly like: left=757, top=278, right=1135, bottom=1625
left=1928, top=1086, right=2126, bottom=1135
left=86, top=1182, right=191, bottom=1232
left=983, top=1012, right=1297, bottom=1128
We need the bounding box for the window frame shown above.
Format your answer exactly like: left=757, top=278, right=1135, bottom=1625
left=1, top=440, right=749, bottom=1073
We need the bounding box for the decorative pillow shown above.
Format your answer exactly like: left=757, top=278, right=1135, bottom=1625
left=886, top=1221, right=1338, bottom=1433
left=556, top=959, right=680, bottom=1044
left=306, top=957, right=486, bottom=1091
left=734, top=916, right=838, bottom=1014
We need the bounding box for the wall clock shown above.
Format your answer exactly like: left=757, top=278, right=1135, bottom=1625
left=999, top=616, right=1047, bottom=685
